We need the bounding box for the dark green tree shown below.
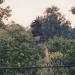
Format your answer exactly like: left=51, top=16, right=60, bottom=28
left=0, top=22, right=44, bottom=75
left=31, top=6, right=72, bottom=41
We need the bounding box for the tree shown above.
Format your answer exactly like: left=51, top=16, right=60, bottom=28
left=31, top=19, right=43, bottom=43
left=45, top=36, right=75, bottom=75
left=0, top=23, right=44, bottom=75
left=44, top=6, right=72, bottom=39
left=31, top=6, right=72, bottom=42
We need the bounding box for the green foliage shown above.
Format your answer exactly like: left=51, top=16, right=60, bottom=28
left=31, top=6, right=72, bottom=42
left=30, top=6, right=75, bottom=75
left=0, top=3, right=75, bottom=75
left=0, top=23, right=44, bottom=75
left=45, top=36, right=75, bottom=75
left=46, top=36, right=66, bottom=52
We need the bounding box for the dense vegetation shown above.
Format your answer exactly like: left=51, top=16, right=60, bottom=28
left=0, top=0, right=75, bottom=75
left=30, top=6, right=75, bottom=75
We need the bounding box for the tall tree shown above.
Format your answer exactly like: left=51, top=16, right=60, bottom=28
left=31, top=6, right=72, bottom=41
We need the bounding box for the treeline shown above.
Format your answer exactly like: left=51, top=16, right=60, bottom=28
left=30, top=6, right=75, bottom=75
left=0, top=21, right=44, bottom=75
left=0, top=3, right=44, bottom=74
left=31, top=6, right=75, bottom=42
left=0, top=0, right=75, bottom=75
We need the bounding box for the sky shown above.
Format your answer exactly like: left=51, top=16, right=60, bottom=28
left=1, top=0, right=75, bottom=28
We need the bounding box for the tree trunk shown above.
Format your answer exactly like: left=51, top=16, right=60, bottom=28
left=45, top=47, right=54, bottom=75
